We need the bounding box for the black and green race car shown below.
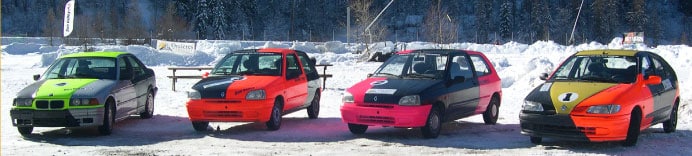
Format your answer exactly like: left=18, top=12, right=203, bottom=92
left=10, top=52, right=157, bottom=136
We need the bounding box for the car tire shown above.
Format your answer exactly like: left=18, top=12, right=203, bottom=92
left=623, top=108, right=642, bottom=147
left=17, top=126, right=33, bottom=136
left=266, top=99, right=283, bottom=131
left=140, top=91, right=155, bottom=119
left=483, top=96, right=500, bottom=125
left=663, top=103, right=678, bottom=133
left=421, top=106, right=442, bottom=138
left=192, top=121, right=209, bottom=131
left=98, top=100, right=115, bottom=135
left=307, top=91, right=320, bottom=119
left=348, top=123, right=368, bottom=134
left=530, top=136, right=542, bottom=144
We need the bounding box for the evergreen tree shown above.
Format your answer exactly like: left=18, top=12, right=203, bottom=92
left=195, top=0, right=212, bottom=39
left=499, top=0, right=514, bottom=40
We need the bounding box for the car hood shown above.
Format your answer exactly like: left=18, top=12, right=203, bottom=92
left=17, top=79, right=116, bottom=99
left=192, top=75, right=280, bottom=99
left=347, top=77, right=443, bottom=104
left=524, top=81, right=630, bottom=115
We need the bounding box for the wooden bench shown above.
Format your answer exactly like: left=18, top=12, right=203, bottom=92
left=168, top=64, right=333, bottom=91
left=167, top=67, right=213, bottom=91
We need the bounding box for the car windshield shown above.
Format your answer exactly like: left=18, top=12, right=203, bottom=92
left=551, top=55, right=637, bottom=83
left=211, top=52, right=282, bottom=76
left=43, top=57, right=117, bottom=80
left=372, top=53, right=447, bottom=79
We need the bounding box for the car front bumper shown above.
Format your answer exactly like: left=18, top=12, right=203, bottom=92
left=340, top=103, right=431, bottom=128
left=186, top=99, right=274, bottom=122
left=519, top=112, right=630, bottom=142
left=10, top=108, right=105, bottom=127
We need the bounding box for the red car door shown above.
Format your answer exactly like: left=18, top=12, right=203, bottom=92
left=283, top=53, right=308, bottom=110
left=469, top=54, right=501, bottom=114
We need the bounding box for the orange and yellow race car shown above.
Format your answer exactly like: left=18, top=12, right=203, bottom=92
left=186, top=48, right=322, bottom=131
left=520, top=50, right=680, bottom=146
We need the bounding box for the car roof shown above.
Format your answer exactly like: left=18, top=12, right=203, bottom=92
left=60, top=51, right=129, bottom=58
left=575, top=49, right=640, bottom=56
left=397, top=49, right=481, bottom=55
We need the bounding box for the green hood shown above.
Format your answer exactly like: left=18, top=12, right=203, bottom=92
left=35, top=79, right=98, bottom=99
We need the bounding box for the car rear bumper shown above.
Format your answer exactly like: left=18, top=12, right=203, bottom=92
left=519, top=113, right=630, bottom=142
left=10, top=108, right=105, bottom=127
left=340, top=103, right=431, bottom=128
left=186, top=99, right=274, bottom=122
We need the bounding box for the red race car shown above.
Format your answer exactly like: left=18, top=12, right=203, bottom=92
left=341, top=49, right=502, bottom=138
left=186, top=48, right=322, bottom=131
left=520, top=50, right=680, bottom=146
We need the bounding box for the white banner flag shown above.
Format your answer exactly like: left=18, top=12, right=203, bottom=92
left=156, top=40, right=197, bottom=55
left=63, top=0, right=75, bottom=37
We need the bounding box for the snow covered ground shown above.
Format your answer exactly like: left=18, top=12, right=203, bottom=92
left=2, top=38, right=691, bottom=155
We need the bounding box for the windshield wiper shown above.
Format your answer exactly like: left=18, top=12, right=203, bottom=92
left=374, top=72, right=401, bottom=78
left=579, top=75, right=618, bottom=83
left=405, top=73, right=435, bottom=79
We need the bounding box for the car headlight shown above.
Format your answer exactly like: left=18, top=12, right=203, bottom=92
left=399, top=95, right=420, bottom=106
left=187, top=89, right=201, bottom=100
left=522, top=101, right=544, bottom=112
left=70, top=98, right=99, bottom=106
left=13, top=98, right=33, bottom=107
left=342, top=91, right=354, bottom=103
left=246, top=90, right=266, bottom=100
left=586, top=104, right=621, bottom=114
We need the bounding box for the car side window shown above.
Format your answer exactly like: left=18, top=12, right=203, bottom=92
left=449, top=55, right=474, bottom=80
left=126, top=56, right=146, bottom=78
left=286, top=54, right=303, bottom=80
left=296, top=52, right=319, bottom=81
left=118, top=57, right=132, bottom=80
left=470, top=55, right=491, bottom=77
left=650, top=56, right=669, bottom=79
left=641, top=56, right=653, bottom=78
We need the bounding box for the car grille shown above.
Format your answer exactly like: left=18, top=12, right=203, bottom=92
left=358, top=103, right=394, bottom=109
left=522, top=123, right=582, bottom=135
left=357, top=115, right=395, bottom=124
left=203, top=111, right=242, bottom=118
left=35, top=100, right=65, bottom=109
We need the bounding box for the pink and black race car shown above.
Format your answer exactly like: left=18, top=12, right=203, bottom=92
left=341, top=49, right=502, bottom=138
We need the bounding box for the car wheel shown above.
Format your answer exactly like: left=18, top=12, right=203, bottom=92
left=98, top=100, right=115, bottom=135
left=307, top=91, right=320, bottom=119
left=266, top=99, right=283, bottom=131
left=483, top=96, right=500, bottom=125
left=421, top=106, right=442, bottom=138
left=17, top=126, right=33, bottom=136
left=140, top=91, right=155, bottom=119
left=192, top=121, right=209, bottom=131
left=530, top=136, right=542, bottom=144
left=663, top=103, right=678, bottom=133
left=348, top=123, right=368, bottom=134
left=623, top=108, right=642, bottom=146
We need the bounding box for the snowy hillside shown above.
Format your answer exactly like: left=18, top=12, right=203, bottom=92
left=1, top=38, right=691, bottom=155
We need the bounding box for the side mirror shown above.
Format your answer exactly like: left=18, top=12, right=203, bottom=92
left=202, top=72, right=209, bottom=79
left=33, top=74, right=41, bottom=81
left=644, top=75, right=662, bottom=85
left=367, top=73, right=373, bottom=77
left=539, top=73, right=549, bottom=80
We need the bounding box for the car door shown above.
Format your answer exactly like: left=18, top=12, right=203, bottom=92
left=113, top=56, right=138, bottom=119
left=444, top=53, right=480, bottom=121
left=296, top=51, right=320, bottom=107
left=469, top=54, right=498, bottom=113
left=283, top=53, right=308, bottom=110
left=125, top=55, right=153, bottom=113
left=649, top=54, right=678, bottom=122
